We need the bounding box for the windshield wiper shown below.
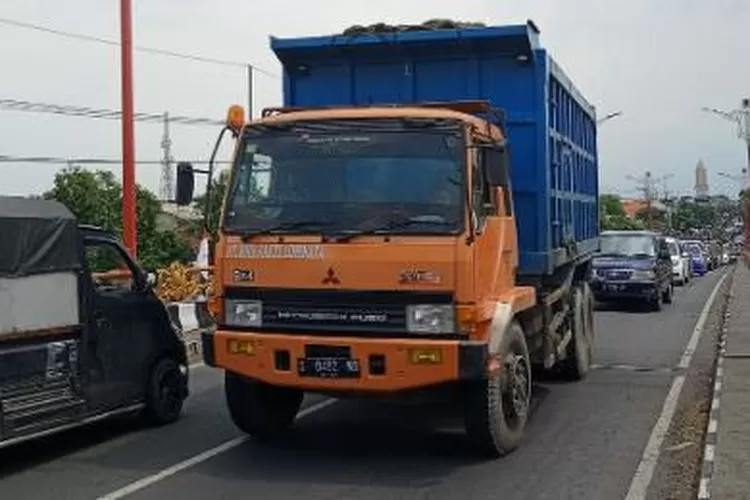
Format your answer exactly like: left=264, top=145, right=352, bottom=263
left=243, top=220, right=333, bottom=236
left=332, top=216, right=453, bottom=243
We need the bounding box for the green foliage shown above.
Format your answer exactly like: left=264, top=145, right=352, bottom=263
left=599, top=194, right=644, bottom=230
left=44, top=167, right=193, bottom=270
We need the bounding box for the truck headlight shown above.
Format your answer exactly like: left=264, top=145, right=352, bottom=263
left=225, top=299, right=262, bottom=327
left=632, top=269, right=655, bottom=280
left=406, top=304, right=455, bottom=334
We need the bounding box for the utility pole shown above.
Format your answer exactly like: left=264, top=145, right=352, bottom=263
left=120, top=0, right=137, bottom=257
left=626, top=171, right=673, bottom=231
left=159, top=111, right=174, bottom=201
left=247, top=64, right=254, bottom=119
left=702, top=98, right=750, bottom=253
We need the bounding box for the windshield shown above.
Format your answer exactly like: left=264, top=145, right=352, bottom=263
left=599, top=234, right=656, bottom=257
left=223, top=118, right=465, bottom=235
left=667, top=241, right=680, bottom=256
left=683, top=242, right=704, bottom=256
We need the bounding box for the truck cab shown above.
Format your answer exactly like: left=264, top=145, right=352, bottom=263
left=0, top=197, right=189, bottom=449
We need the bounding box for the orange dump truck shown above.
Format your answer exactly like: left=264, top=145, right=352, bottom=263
left=176, top=20, right=599, bottom=456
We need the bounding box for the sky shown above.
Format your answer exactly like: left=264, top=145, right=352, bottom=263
left=0, top=0, right=749, bottom=199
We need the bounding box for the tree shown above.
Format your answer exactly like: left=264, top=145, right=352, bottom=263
left=44, top=167, right=194, bottom=269
left=599, top=194, right=644, bottom=231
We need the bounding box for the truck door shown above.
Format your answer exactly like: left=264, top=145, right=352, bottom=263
left=82, top=237, right=156, bottom=412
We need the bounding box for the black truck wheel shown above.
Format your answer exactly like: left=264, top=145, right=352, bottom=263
left=560, top=284, right=592, bottom=381
left=225, top=371, right=303, bottom=438
left=463, top=321, right=531, bottom=458
left=144, top=357, right=187, bottom=425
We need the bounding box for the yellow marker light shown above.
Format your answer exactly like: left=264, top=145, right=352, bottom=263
left=408, top=348, right=443, bottom=365
left=227, top=338, right=255, bottom=356
left=226, top=105, right=245, bottom=130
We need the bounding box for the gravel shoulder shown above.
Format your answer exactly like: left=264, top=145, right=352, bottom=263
left=648, top=269, right=733, bottom=500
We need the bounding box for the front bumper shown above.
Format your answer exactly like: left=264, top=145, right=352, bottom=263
left=202, top=329, right=487, bottom=393
left=590, top=280, right=658, bottom=300
left=692, top=261, right=707, bottom=275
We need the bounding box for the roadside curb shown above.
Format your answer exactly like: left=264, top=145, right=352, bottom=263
left=698, top=266, right=736, bottom=500
left=165, top=300, right=214, bottom=363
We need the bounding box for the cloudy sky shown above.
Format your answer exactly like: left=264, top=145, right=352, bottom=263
left=1, top=0, right=748, bottom=198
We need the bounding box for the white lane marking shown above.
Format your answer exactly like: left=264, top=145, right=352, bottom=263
left=625, top=272, right=727, bottom=500
left=708, top=419, right=718, bottom=434
left=97, top=398, right=337, bottom=500
left=625, top=375, right=686, bottom=500
left=678, top=273, right=728, bottom=369
left=698, top=477, right=710, bottom=499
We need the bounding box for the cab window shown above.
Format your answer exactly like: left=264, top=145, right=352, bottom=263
left=84, top=240, right=137, bottom=292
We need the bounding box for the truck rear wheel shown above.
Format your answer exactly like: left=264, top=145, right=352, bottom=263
left=463, top=321, right=531, bottom=458
left=224, top=371, right=303, bottom=438
left=560, top=284, right=593, bottom=381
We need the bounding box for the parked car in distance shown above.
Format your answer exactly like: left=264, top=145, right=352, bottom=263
left=666, top=236, right=690, bottom=286
left=682, top=240, right=709, bottom=276
left=591, top=230, right=674, bottom=311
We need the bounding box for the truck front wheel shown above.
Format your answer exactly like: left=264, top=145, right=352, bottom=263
left=225, top=371, right=303, bottom=438
left=463, top=321, right=531, bottom=458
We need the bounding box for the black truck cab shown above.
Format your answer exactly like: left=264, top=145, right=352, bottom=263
left=0, top=197, right=189, bottom=449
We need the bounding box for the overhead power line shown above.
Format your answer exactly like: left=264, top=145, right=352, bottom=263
left=0, top=155, right=231, bottom=165
left=0, top=97, right=225, bottom=126
left=0, top=16, right=280, bottom=78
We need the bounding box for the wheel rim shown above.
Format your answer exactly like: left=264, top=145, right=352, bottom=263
left=502, top=352, right=530, bottom=427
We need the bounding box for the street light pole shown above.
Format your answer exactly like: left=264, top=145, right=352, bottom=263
left=120, top=0, right=137, bottom=257
left=702, top=99, right=750, bottom=257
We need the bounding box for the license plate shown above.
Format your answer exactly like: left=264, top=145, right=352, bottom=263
left=298, top=357, right=360, bottom=378
left=606, top=284, right=622, bottom=292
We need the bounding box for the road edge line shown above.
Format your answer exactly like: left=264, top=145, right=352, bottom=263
left=697, top=267, right=735, bottom=499
left=96, top=398, right=337, bottom=500
left=624, top=271, right=728, bottom=500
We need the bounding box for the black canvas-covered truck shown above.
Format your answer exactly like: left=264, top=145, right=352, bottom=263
left=0, top=196, right=189, bottom=448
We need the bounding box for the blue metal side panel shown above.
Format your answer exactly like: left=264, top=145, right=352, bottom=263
left=270, top=26, right=598, bottom=275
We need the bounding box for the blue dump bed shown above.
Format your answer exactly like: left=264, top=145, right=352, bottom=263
left=269, top=21, right=599, bottom=276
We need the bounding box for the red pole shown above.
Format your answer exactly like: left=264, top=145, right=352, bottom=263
left=120, top=0, right=137, bottom=257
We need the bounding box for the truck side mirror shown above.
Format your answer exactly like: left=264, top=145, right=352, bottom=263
left=175, top=162, right=195, bottom=206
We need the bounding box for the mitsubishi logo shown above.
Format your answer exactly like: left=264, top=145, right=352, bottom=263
left=322, top=267, right=340, bottom=285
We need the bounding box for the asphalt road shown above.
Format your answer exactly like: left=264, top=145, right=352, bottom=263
left=0, top=270, right=727, bottom=500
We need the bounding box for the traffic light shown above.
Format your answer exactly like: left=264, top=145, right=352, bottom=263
left=175, top=162, right=195, bottom=206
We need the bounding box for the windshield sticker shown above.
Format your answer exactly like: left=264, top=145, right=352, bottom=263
left=227, top=243, right=325, bottom=260
left=300, top=135, right=371, bottom=144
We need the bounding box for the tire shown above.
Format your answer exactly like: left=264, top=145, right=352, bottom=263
left=225, top=371, right=303, bottom=439
left=463, top=321, right=531, bottom=458
left=144, top=357, right=188, bottom=425
left=559, top=284, right=593, bottom=381
left=662, top=283, right=674, bottom=304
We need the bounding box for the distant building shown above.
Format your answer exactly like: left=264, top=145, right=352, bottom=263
left=621, top=198, right=667, bottom=218
left=695, top=159, right=709, bottom=200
